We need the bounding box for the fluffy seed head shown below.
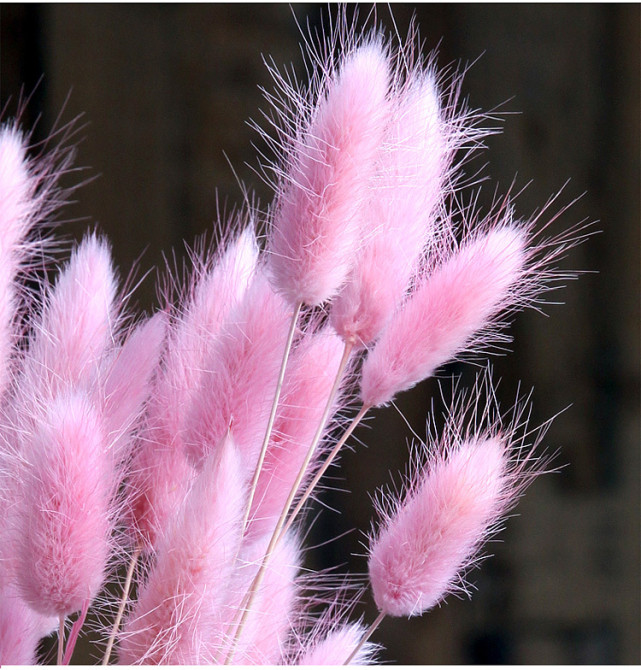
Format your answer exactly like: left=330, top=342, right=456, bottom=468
left=17, top=391, right=111, bottom=617
left=360, top=222, right=527, bottom=407
left=267, top=40, right=391, bottom=306
left=297, top=622, right=378, bottom=665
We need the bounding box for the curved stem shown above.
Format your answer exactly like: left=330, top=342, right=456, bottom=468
left=279, top=403, right=370, bottom=542
left=102, top=545, right=141, bottom=665
left=344, top=610, right=386, bottom=664
left=224, top=339, right=353, bottom=664
left=241, top=300, right=302, bottom=536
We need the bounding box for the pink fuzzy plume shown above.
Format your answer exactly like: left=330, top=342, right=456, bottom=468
left=267, top=40, right=390, bottom=306
left=17, top=391, right=111, bottom=617
left=331, top=72, right=450, bottom=346
left=127, top=227, right=257, bottom=550
left=0, top=127, right=36, bottom=398
left=247, top=327, right=346, bottom=540
left=298, top=622, right=378, bottom=665
left=0, top=582, right=57, bottom=664
left=101, top=311, right=166, bottom=464
left=183, top=268, right=292, bottom=473
left=360, top=223, right=526, bottom=408
left=368, top=399, right=542, bottom=619
left=219, top=531, right=300, bottom=664
left=120, top=433, right=245, bottom=665
left=22, top=233, right=116, bottom=403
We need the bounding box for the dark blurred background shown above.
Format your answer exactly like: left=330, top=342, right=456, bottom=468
left=1, top=3, right=639, bottom=665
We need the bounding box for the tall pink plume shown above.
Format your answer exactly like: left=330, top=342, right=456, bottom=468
left=331, top=73, right=449, bottom=346
left=297, top=622, right=378, bottom=665
left=247, top=327, right=346, bottom=540
left=183, top=268, right=292, bottom=474
left=126, top=227, right=257, bottom=549
left=0, top=127, right=37, bottom=398
left=369, top=435, right=519, bottom=617
left=101, top=311, right=166, bottom=465
left=360, top=224, right=526, bottom=408
left=119, top=433, right=245, bottom=664
left=267, top=41, right=390, bottom=306
left=17, top=391, right=111, bottom=617
left=220, top=531, right=300, bottom=665
left=21, top=233, right=116, bottom=404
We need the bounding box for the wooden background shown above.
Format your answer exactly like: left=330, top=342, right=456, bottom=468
left=1, top=4, right=639, bottom=664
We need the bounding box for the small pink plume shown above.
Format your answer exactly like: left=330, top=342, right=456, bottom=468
left=22, top=233, right=116, bottom=402
left=183, top=269, right=292, bottom=473
left=360, top=224, right=526, bottom=407
left=248, top=327, right=346, bottom=539
left=120, top=433, right=245, bottom=664
left=297, top=622, right=378, bottom=665
left=331, top=73, right=449, bottom=346
left=367, top=378, right=547, bottom=620
left=267, top=41, right=390, bottom=306
left=17, top=391, right=111, bottom=617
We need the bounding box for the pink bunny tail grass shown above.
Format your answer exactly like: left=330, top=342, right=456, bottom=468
left=119, top=433, right=245, bottom=665
left=368, top=373, right=552, bottom=618
left=360, top=221, right=527, bottom=408
left=265, top=38, right=391, bottom=306
left=331, top=70, right=452, bottom=347
left=297, top=622, right=378, bottom=665
left=183, top=268, right=292, bottom=473
left=247, top=326, right=347, bottom=540
left=17, top=391, right=112, bottom=618
left=23, top=233, right=116, bottom=402
left=221, top=531, right=301, bottom=665
left=126, top=225, right=258, bottom=551
left=101, top=311, right=166, bottom=466
left=0, top=582, right=54, bottom=664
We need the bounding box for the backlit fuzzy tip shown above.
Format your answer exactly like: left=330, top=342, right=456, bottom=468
left=183, top=268, right=292, bottom=474
left=266, top=39, right=391, bottom=306
left=297, top=622, right=378, bottom=665
left=119, top=433, right=245, bottom=665
left=17, top=390, right=111, bottom=617
left=331, top=72, right=450, bottom=347
left=360, top=220, right=527, bottom=408
left=368, top=374, right=550, bottom=618
left=23, top=233, right=117, bottom=402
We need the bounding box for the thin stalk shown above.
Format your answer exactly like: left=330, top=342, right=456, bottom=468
left=279, top=403, right=370, bottom=542
left=224, top=339, right=354, bottom=665
left=102, top=545, right=142, bottom=665
left=344, top=610, right=386, bottom=665
left=57, top=615, right=65, bottom=666
left=62, top=598, right=90, bottom=665
left=241, top=300, right=302, bottom=536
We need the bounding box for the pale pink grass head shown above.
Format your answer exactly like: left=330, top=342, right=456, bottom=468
left=119, top=433, right=245, bottom=664
left=17, top=390, right=112, bottom=617
left=265, top=37, right=391, bottom=306
left=183, top=267, right=292, bottom=473
left=368, top=374, right=552, bottom=617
